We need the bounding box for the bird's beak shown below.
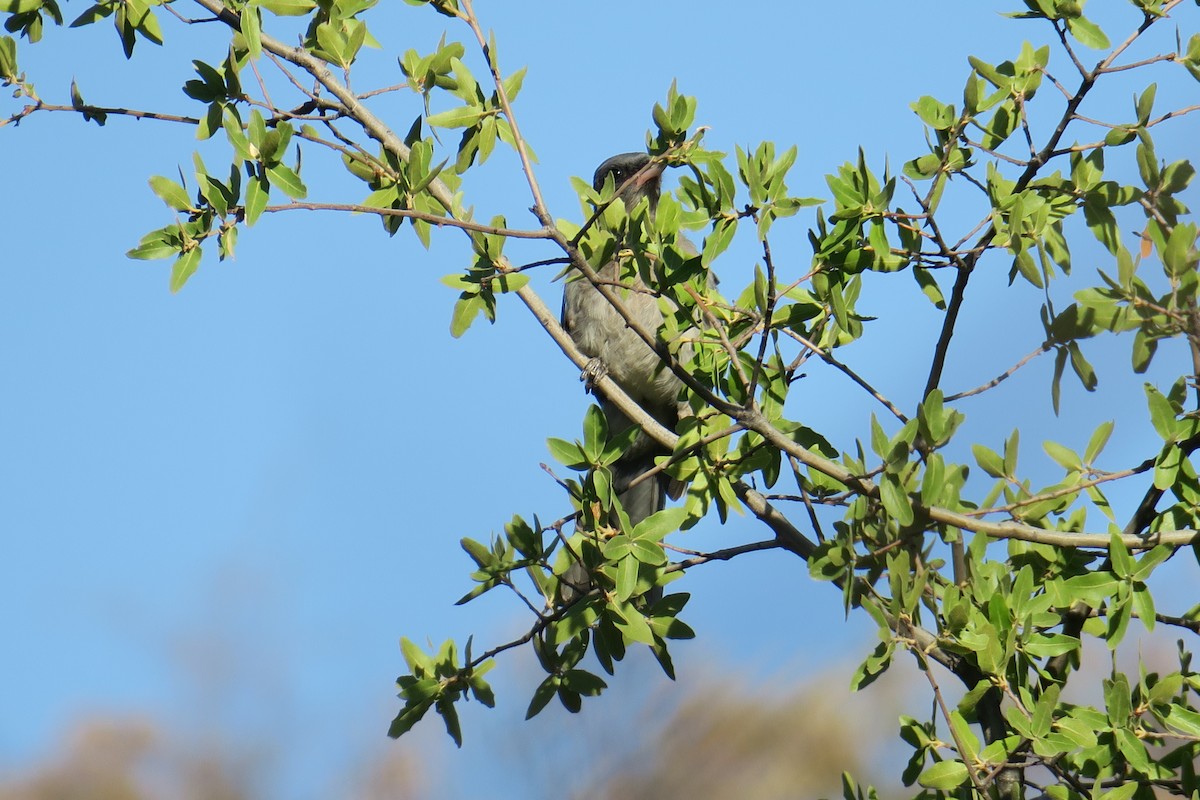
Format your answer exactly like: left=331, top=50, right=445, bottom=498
left=634, top=160, right=665, bottom=188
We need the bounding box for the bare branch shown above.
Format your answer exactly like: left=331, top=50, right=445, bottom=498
left=944, top=343, right=1051, bottom=401
left=264, top=202, right=552, bottom=238
left=1, top=101, right=199, bottom=129
left=665, top=539, right=784, bottom=571
left=910, top=644, right=991, bottom=796
left=747, top=233, right=779, bottom=399
left=783, top=329, right=909, bottom=423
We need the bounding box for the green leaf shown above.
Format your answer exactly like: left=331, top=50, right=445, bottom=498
left=0, top=34, right=16, bottom=81
left=1066, top=15, right=1110, bottom=49
left=169, top=247, right=202, bottom=293
left=1131, top=544, right=1171, bottom=582
left=546, top=437, right=588, bottom=470
left=0, top=0, right=50, bottom=14
left=850, top=640, right=893, bottom=691
left=148, top=175, right=193, bottom=212
left=948, top=710, right=980, bottom=764
left=1050, top=346, right=1066, bottom=414
left=1114, top=727, right=1151, bottom=774
left=244, top=173, right=268, bottom=226
left=912, top=266, right=946, bottom=309
left=458, top=536, right=492, bottom=569
left=1153, top=445, right=1182, bottom=490
left=222, top=109, right=252, bottom=162
left=1162, top=704, right=1200, bottom=737
left=1051, top=572, right=1118, bottom=607
left=426, top=105, right=483, bottom=129
left=1136, top=139, right=1160, bottom=187
left=1022, top=633, right=1080, bottom=657
left=702, top=217, right=736, bottom=265
left=1106, top=594, right=1132, bottom=644
left=1098, top=783, right=1140, bottom=800
left=561, top=668, right=607, bottom=697
left=631, top=506, right=689, bottom=543
left=879, top=475, right=914, bottom=526
left=132, top=2, right=163, bottom=46
left=1104, top=126, right=1136, bottom=147
left=1012, top=248, right=1043, bottom=288
left=972, top=444, right=1006, bottom=478
left=629, top=539, right=665, bottom=566
left=612, top=602, right=655, bottom=645
left=501, top=66, right=526, bottom=101
left=869, top=415, right=888, bottom=460
left=581, top=404, right=607, bottom=458
left=1162, top=221, right=1198, bottom=278
left=1135, top=83, right=1157, bottom=126
left=1083, top=198, right=1121, bottom=255
left=449, top=293, right=484, bottom=338
left=1042, top=440, right=1080, bottom=471
left=1066, top=342, right=1096, bottom=391
left=217, top=224, right=237, bottom=261
left=1003, top=428, right=1020, bottom=476
left=982, top=99, right=1019, bottom=150
left=260, top=0, right=317, bottom=14
left=614, top=555, right=638, bottom=600
left=1109, top=530, right=1133, bottom=579
left=489, top=272, right=528, bottom=294
left=69, top=79, right=108, bottom=126
left=911, top=95, right=954, bottom=130
left=436, top=696, right=462, bottom=746
left=1144, top=383, right=1177, bottom=441
left=387, top=696, right=434, bottom=738
left=265, top=163, right=307, bottom=199
left=126, top=226, right=181, bottom=261
left=1147, top=673, right=1183, bottom=707
left=525, top=676, right=557, bottom=719
left=1131, top=583, right=1156, bottom=632
left=240, top=5, right=262, bottom=59
left=1084, top=420, right=1114, bottom=463
left=69, top=4, right=115, bottom=28
left=1030, top=683, right=1060, bottom=739
left=968, top=56, right=1010, bottom=90
left=917, top=760, right=969, bottom=791
left=194, top=101, right=220, bottom=141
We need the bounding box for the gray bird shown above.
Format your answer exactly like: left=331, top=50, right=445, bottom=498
left=559, top=152, right=695, bottom=603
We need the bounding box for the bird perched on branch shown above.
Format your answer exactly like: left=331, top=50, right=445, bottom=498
left=559, top=152, right=697, bottom=603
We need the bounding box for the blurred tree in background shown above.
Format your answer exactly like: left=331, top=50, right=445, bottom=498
left=0, top=666, right=898, bottom=799
left=0, top=715, right=425, bottom=800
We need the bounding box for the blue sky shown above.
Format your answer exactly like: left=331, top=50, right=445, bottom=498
left=3, top=2, right=1198, bottom=797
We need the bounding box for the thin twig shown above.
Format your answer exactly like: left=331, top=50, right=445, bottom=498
left=945, top=343, right=1051, bottom=401
left=748, top=233, right=779, bottom=399
left=1, top=101, right=199, bottom=128
left=784, top=330, right=909, bottom=423
left=963, top=461, right=1149, bottom=518
left=665, top=539, right=784, bottom=572
left=264, top=202, right=552, bottom=237
left=911, top=642, right=992, bottom=797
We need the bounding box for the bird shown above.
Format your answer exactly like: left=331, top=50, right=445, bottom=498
left=558, top=152, right=697, bottom=604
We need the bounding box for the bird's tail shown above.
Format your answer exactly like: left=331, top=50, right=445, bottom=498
left=612, top=454, right=667, bottom=605
left=611, top=455, right=667, bottom=530
left=558, top=452, right=667, bottom=607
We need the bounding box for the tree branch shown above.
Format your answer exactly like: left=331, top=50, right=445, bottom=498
left=1, top=101, right=199, bottom=128
left=264, top=202, right=552, bottom=238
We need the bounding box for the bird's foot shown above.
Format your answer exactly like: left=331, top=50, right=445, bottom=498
left=579, top=357, right=608, bottom=394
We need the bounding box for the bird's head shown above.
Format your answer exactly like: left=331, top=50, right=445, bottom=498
left=592, top=152, right=664, bottom=211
